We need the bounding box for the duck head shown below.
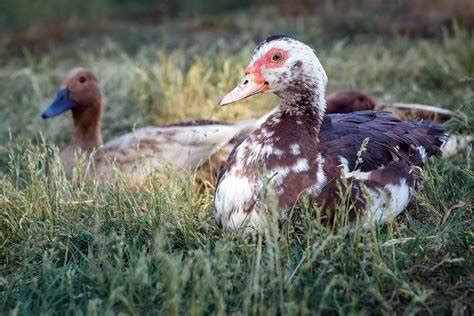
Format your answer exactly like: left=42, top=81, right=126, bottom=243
left=326, top=90, right=376, bottom=114
left=220, top=35, right=328, bottom=112
left=41, top=68, right=102, bottom=119
left=42, top=68, right=103, bottom=150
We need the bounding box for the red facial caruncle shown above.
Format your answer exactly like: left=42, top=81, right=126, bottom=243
left=219, top=47, right=289, bottom=106
left=245, top=48, right=289, bottom=84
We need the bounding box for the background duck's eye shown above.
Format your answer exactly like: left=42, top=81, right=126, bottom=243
left=271, top=52, right=283, bottom=62
left=79, top=76, right=86, bottom=83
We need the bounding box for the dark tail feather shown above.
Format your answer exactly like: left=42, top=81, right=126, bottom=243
left=407, top=119, right=448, bottom=164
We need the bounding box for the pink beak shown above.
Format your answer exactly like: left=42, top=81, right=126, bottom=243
left=219, top=74, right=268, bottom=106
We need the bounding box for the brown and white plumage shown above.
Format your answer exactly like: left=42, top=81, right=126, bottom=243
left=214, top=36, right=447, bottom=231
left=41, top=68, right=259, bottom=184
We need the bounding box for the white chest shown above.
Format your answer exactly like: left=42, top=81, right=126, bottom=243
left=214, top=140, right=269, bottom=231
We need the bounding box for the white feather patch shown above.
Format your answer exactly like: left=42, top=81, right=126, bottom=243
left=416, top=146, right=428, bottom=163
left=339, top=156, right=370, bottom=180
left=290, top=144, right=301, bottom=155
left=363, top=178, right=410, bottom=227
left=292, top=158, right=309, bottom=172
left=215, top=173, right=261, bottom=229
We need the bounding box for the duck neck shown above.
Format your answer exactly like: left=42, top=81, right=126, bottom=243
left=278, top=80, right=326, bottom=134
left=71, top=103, right=103, bottom=153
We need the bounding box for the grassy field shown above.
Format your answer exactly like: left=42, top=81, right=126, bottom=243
left=1, top=3, right=473, bottom=315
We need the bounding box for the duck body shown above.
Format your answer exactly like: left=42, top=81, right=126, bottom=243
left=104, top=121, right=256, bottom=181
left=325, top=90, right=470, bottom=158
left=214, top=36, right=447, bottom=231
left=60, top=121, right=254, bottom=183
left=216, top=108, right=445, bottom=229
left=42, top=68, right=258, bottom=184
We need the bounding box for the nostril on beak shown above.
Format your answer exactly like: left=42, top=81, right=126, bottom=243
left=243, top=79, right=249, bottom=85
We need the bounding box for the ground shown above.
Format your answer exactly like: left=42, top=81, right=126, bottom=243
left=0, top=2, right=473, bottom=314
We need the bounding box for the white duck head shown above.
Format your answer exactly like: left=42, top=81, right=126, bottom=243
left=220, top=35, right=328, bottom=114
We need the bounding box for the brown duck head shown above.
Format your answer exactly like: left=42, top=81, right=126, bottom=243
left=41, top=68, right=103, bottom=149
left=326, top=90, right=376, bottom=114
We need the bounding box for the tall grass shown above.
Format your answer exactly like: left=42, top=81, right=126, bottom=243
left=1, top=145, right=472, bottom=314
left=0, top=11, right=473, bottom=315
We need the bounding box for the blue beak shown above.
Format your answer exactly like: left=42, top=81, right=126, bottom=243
left=41, top=88, right=75, bottom=119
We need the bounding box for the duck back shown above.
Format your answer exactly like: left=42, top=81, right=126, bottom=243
left=320, top=111, right=447, bottom=171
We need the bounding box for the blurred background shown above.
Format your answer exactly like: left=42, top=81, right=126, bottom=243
left=0, top=0, right=473, bottom=159
left=1, top=0, right=473, bottom=60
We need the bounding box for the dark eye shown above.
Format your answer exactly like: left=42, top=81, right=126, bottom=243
left=271, top=52, right=283, bottom=62
left=79, top=76, right=86, bottom=83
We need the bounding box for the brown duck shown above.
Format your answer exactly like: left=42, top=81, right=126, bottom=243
left=41, top=68, right=260, bottom=184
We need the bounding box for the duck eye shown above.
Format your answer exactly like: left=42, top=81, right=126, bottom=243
left=79, top=76, right=86, bottom=83
left=271, top=52, right=283, bottom=62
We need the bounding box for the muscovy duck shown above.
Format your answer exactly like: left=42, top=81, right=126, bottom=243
left=214, top=36, right=447, bottom=231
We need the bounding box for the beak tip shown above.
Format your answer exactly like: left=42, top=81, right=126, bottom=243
left=218, top=97, right=230, bottom=107
left=218, top=74, right=266, bottom=107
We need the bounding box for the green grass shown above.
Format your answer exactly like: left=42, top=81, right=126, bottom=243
left=1, top=8, right=473, bottom=315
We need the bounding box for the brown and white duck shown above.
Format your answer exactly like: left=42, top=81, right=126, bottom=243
left=41, top=68, right=259, bottom=184
left=214, top=36, right=447, bottom=231
left=202, top=90, right=456, bottom=179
